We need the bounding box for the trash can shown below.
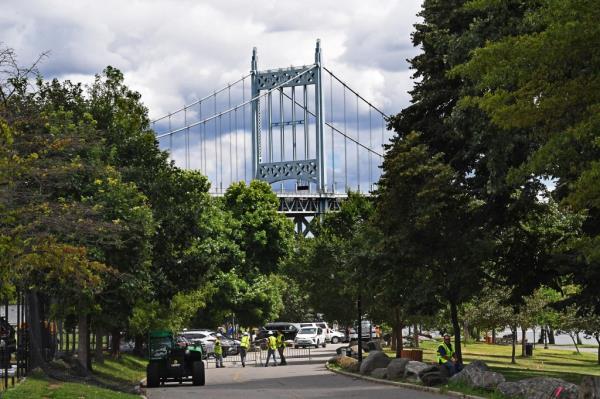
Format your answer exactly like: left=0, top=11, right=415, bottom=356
left=525, top=343, right=533, bottom=356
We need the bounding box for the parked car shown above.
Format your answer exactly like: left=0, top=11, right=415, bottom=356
left=179, top=329, right=239, bottom=357
left=256, top=322, right=301, bottom=341
left=294, top=326, right=327, bottom=349
left=298, top=322, right=333, bottom=342
left=315, top=322, right=332, bottom=342
left=329, top=329, right=345, bottom=344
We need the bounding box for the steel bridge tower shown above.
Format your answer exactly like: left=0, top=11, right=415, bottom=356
left=250, top=40, right=341, bottom=235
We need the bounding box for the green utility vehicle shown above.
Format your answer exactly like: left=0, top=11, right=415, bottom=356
left=146, top=330, right=205, bottom=387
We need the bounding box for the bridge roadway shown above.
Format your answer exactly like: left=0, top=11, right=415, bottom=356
left=146, top=344, right=452, bottom=399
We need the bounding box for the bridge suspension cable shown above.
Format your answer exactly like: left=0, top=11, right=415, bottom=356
left=155, top=65, right=317, bottom=139
left=152, top=44, right=391, bottom=197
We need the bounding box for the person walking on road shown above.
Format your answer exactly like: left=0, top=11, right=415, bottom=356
left=265, top=331, right=277, bottom=367
left=276, top=330, right=287, bottom=365
left=240, top=331, right=250, bottom=367
left=214, top=333, right=225, bottom=368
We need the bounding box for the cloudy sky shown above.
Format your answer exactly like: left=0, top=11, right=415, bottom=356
left=2, top=0, right=424, bottom=192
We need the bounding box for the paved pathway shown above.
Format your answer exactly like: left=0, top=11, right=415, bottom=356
left=146, top=344, right=452, bottom=399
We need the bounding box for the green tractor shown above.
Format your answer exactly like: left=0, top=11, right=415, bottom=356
left=146, top=330, right=205, bottom=387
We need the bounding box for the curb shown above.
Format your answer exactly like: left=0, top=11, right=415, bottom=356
left=325, top=363, right=486, bottom=399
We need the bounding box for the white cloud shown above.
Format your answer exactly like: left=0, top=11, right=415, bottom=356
left=2, top=0, right=423, bottom=192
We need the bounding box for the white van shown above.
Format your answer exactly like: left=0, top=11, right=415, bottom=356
left=300, top=322, right=332, bottom=342
left=294, top=326, right=327, bottom=348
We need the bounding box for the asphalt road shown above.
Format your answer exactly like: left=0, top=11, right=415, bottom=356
left=146, top=344, right=452, bottom=399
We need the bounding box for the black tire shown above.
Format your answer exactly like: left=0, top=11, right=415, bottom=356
left=331, top=337, right=339, bottom=344
left=315, top=340, right=319, bottom=349
left=192, top=361, right=205, bottom=386
left=146, top=363, right=160, bottom=388
left=322, top=342, right=327, bottom=348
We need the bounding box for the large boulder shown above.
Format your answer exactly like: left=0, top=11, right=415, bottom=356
left=465, top=360, right=490, bottom=372
left=418, top=365, right=449, bottom=386
left=450, top=361, right=504, bottom=390
left=338, top=356, right=360, bottom=372
left=386, top=358, right=410, bottom=380
left=366, top=340, right=383, bottom=351
left=497, top=377, right=579, bottom=399
left=405, top=360, right=429, bottom=381
left=371, top=367, right=388, bottom=379
left=359, top=351, right=391, bottom=375
left=580, top=376, right=600, bottom=399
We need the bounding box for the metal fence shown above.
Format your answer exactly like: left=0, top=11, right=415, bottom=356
left=206, top=345, right=313, bottom=368
left=1, top=292, right=29, bottom=392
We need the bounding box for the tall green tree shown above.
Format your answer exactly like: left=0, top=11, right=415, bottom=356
left=375, top=132, right=491, bottom=361
left=454, top=0, right=600, bottom=316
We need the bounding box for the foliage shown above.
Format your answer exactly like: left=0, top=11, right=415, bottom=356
left=223, top=180, right=294, bottom=277
left=454, top=0, right=600, bottom=314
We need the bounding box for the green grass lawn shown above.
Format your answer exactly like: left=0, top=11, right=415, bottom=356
left=3, top=354, right=147, bottom=399
left=390, top=340, right=600, bottom=384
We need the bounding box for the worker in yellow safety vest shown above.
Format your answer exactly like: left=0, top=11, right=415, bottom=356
left=264, top=331, right=278, bottom=367
left=214, top=333, right=224, bottom=368
left=276, top=330, right=287, bottom=365
left=436, top=333, right=461, bottom=375
left=240, top=332, right=250, bottom=367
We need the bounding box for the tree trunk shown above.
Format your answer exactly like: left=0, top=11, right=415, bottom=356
left=576, top=332, right=582, bottom=345
left=521, top=326, right=527, bottom=357
left=26, top=291, right=45, bottom=369
left=569, top=333, right=580, bottom=354
left=511, top=325, right=517, bottom=364
left=86, top=315, right=92, bottom=371
left=65, top=327, right=70, bottom=355
left=548, top=326, right=556, bottom=344
left=413, top=323, right=419, bottom=348
left=134, top=334, right=144, bottom=356
left=492, top=328, right=496, bottom=344
left=449, top=300, right=462, bottom=363
left=595, top=334, right=599, bottom=365
left=95, top=327, right=104, bottom=364
left=72, top=327, right=77, bottom=354
left=393, top=307, right=403, bottom=357
left=77, top=314, right=89, bottom=373
left=111, top=328, right=121, bottom=358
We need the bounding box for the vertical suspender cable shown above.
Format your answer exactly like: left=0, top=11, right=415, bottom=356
left=199, top=101, right=204, bottom=174
left=184, top=106, right=188, bottom=169
left=369, top=107, right=372, bottom=191
left=343, top=86, right=348, bottom=191
left=234, top=107, right=238, bottom=182
left=330, top=72, right=334, bottom=192
left=214, top=93, right=218, bottom=192
left=243, top=78, right=247, bottom=182
left=228, top=85, right=233, bottom=185
left=168, top=113, right=172, bottom=158
left=219, top=114, right=223, bottom=192
left=356, top=95, right=360, bottom=193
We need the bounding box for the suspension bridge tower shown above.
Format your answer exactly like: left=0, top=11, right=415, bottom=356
left=152, top=39, right=388, bottom=236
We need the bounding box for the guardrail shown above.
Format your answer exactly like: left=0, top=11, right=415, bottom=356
left=206, top=345, right=314, bottom=367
